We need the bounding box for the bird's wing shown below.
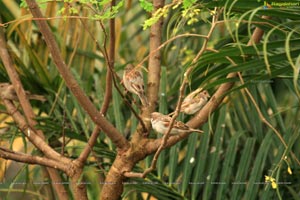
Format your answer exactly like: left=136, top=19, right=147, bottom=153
left=174, top=120, right=190, bottom=130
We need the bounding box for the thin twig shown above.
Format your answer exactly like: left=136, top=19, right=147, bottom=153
left=0, top=98, right=70, bottom=163
left=125, top=12, right=274, bottom=179
left=150, top=15, right=276, bottom=150
left=0, top=147, right=68, bottom=171
left=125, top=7, right=220, bottom=178
left=98, top=20, right=147, bottom=130
left=100, top=4, right=114, bottom=114
left=77, top=2, right=114, bottom=164
left=25, top=0, right=129, bottom=149
left=61, top=110, right=66, bottom=156
left=137, top=33, right=207, bottom=68
left=149, top=7, right=219, bottom=173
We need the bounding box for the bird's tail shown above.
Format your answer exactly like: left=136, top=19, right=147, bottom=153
left=28, top=94, right=46, bottom=102
left=191, top=128, right=204, bottom=134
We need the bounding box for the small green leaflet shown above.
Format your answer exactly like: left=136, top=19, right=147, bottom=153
left=139, top=0, right=154, bottom=12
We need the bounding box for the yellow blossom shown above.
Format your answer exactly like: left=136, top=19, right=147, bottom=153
left=265, top=175, right=270, bottom=182
left=265, top=175, right=275, bottom=182
left=271, top=181, right=277, bottom=189
left=287, top=167, right=292, bottom=175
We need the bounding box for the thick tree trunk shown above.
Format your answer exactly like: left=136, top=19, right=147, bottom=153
left=70, top=161, right=88, bottom=200
left=100, top=153, right=134, bottom=200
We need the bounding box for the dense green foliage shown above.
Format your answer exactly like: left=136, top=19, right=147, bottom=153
left=0, top=0, right=299, bottom=199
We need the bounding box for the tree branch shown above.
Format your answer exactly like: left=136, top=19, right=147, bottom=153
left=77, top=0, right=117, bottom=164
left=0, top=16, right=44, bottom=139
left=101, top=0, right=115, bottom=115
left=146, top=0, right=165, bottom=114
left=25, top=0, right=129, bottom=150
left=101, top=1, right=165, bottom=198
left=0, top=99, right=70, bottom=163
left=131, top=7, right=219, bottom=178
left=146, top=15, right=271, bottom=152
left=132, top=0, right=165, bottom=142
left=45, top=167, right=69, bottom=200
left=123, top=15, right=273, bottom=180
left=0, top=147, right=67, bottom=171
left=0, top=17, right=70, bottom=164
left=0, top=24, right=72, bottom=199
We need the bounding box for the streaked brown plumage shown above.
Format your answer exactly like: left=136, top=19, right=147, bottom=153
left=123, top=64, right=148, bottom=106
left=150, top=112, right=203, bottom=135
left=180, top=88, right=210, bottom=115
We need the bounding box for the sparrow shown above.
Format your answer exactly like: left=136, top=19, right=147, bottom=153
left=123, top=64, right=148, bottom=106
left=0, top=83, right=46, bottom=102
left=150, top=112, right=203, bottom=135
left=180, top=88, right=210, bottom=115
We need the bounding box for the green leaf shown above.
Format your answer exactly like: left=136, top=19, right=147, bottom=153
left=183, top=0, right=196, bottom=9
left=139, top=0, right=154, bottom=12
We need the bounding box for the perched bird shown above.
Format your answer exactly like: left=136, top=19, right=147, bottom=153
left=150, top=112, right=203, bottom=135
left=0, top=83, right=46, bottom=102
left=123, top=64, right=148, bottom=106
left=180, top=88, right=210, bottom=115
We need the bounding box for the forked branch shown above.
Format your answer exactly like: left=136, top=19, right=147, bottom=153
left=25, top=0, right=129, bottom=150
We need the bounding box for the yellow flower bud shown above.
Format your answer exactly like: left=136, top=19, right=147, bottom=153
left=265, top=175, right=270, bottom=182
left=287, top=167, right=292, bottom=175
left=271, top=181, right=277, bottom=189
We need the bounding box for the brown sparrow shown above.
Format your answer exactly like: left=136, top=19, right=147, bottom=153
left=151, top=112, right=203, bottom=135
left=0, top=83, right=46, bottom=102
left=180, top=88, right=210, bottom=115
left=123, top=64, right=148, bottom=106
